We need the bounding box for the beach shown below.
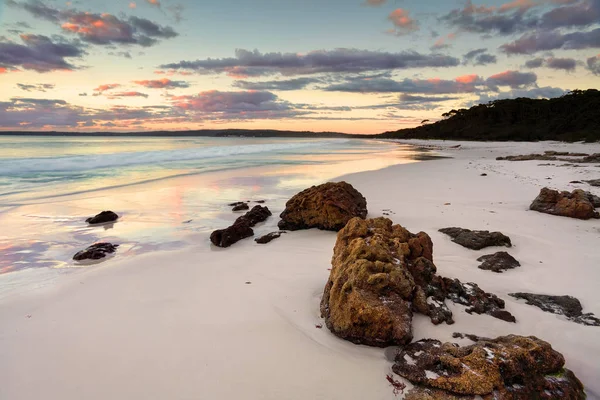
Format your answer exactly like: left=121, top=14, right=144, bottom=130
left=1, top=139, right=599, bottom=399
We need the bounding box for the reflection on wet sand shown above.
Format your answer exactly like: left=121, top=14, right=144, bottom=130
left=0, top=141, right=442, bottom=295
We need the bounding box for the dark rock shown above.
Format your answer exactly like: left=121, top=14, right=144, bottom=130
left=85, top=211, right=119, bottom=224
left=496, top=154, right=557, bottom=161
left=587, top=191, right=600, bottom=207
left=530, top=187, right=599, bottom=219
left=545, top=151, right=589, bottom=157
left=570, top=180, right=583, bottom=184
left=320, top=218, right=514, bottom=348
left=585, top=179, right=600, bottom=187
left=439, top=227, right=512, bottom=250
left=581, top=153, right=600, bottom=163
left=255, top=231, right=284, bottom=244
left=476, top=251, right=520, bottom=273
left=510, top=293, right=600, bottom=326
left=239, top=205, right=272, bottom=226
left=443, top=278, right=516, bottom=322
left=73, top=243, right=119, bottom=261
left=232, top=203, right=250, bottom=212
left=254, top=200, right=266, bottom=204
left=278, top=181, right=367, bottom=231
left=392, top=335, right=585, bottom=399
left=480, top=173, right=487, bottom=176
left=210, top=221, right=254, bottom=248
left=210, top=205, right=272, bottom=248
left=228, top=201, right=247, bottom=207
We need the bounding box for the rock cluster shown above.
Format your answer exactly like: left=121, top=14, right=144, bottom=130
left=320, top=218, right=514, bottom=347
left=393, top=335, right=585, bottom=399
left=439, top=227, right=512, bottom=250
left=210, top=205, right=272, bottom=248
left=73, top=243, right=119, bottom=261
left=510, top=293, right=600, bottom=326
left=278, top=181, right=367, bottom=231
left=86, top=211, right=119, bottom=224
left=530, top=188, right=600, bottom=219
left=476, top=252, right=521, bottom=273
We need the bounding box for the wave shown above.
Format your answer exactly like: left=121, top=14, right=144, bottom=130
left=0, top=140, right=344, bottom=175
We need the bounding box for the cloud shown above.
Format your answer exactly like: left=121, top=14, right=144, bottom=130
left=476, top=86, right=567, bottom=103
left=463, top=48, right=498, bottom=65
left=79, top=92, right=87, bottom=96
left=108, top=51, right=132, bottom=58
left=440, top=0, right=600, bottom=35
left=232, top=77, right=321, bottom=91
left=486, top=70, right=537, bottom=89
left=501, top=28, right=600, bottom=54
left=587, top=54, right=600, bottom=74
left=324, top=75, right=486, bottom=94
left=545, top=57, right=577, bottom=71
left=146, top=0, right=160, bottom=7
left=8, top=0, right=177, bottom=47
left=0, top=34, right=84, bottom=73
left=129, top=2, right=136, bottom=9
left=16, top=83, right=55, bottom=92
left=525, top=57, right=545, bottom=67
left=93, top=83, right=121, bottom=93
left=106, top=91, right=149, bottom=99
left=132, top=78, right=190, bottom=89
left=159, top=48, right=460, bottom=77
left=432, top=33, right=457, bottom=49
left=387, top=9, right=419, bottom=35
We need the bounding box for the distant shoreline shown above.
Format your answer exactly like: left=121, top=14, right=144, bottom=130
left=0, top=129, right=368, bottom=138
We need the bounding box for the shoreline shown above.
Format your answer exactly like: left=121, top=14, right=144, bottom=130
left=1, top=140, right=599, bottom=399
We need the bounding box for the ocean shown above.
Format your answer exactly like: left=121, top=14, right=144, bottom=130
left=0, top=136, right=435, bottom=296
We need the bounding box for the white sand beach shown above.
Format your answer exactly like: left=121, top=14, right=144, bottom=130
left=1, top=140, right=599, bottom=400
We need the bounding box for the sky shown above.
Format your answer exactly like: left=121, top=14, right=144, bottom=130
left=0, top=0, right=598, bottom=134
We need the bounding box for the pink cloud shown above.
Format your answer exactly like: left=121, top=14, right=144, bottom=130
left=146, top=0, right=160, bottom=7
left=129, top=2, right=137, bottom=9
left=132, top=78, right=190, bottom=89
left=455, top=74, right=479, bottom=84
left=107, top=91, right=149, bottom=99
left=93, top=83, right=121, bottom=92
left=499, top=0, right=537, bottom=13
left=387, top=9, right=418, bottom=35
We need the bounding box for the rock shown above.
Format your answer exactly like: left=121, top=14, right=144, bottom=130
left=496, top=154, right=558, bottom=161
left=529, top=188, right=599, bottom=219
left=85, top=211, right=119, bottom=224
left=510, top=293, right=600, bottom=326
left=255, top=231, right=284, bottom=244
left=480, top=173, right=487, bottom=176
left=438, top=227, right=512, bottom=250
left=545, top=151, right=589, bottom=157
left=443, top=278, right=516, bottom=322
left=392, top=335, right=585, bottom=399
left=476, top=251, right=520, bottom=273
left=582, top=153, right=600, bottom=163
left=585, top=179, right=600, bottom=187
left=254, top=200, right=266, bottom=204
left=210, top=205, right=272, bottom=248
left=232, top=203, right=249, bottom=212
left=73, top=243, right=119, bottom=261
left=278, top=181, right=367, bottom=231
left=570, top=180, right=583, bottom=184
left=320, top=218, right=514, bottom=347
left=587, top=191, right=600, bottom=207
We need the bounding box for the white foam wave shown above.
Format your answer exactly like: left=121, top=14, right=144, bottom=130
left=0, top=140, right=341, bottom=174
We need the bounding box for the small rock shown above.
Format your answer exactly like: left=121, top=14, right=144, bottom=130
left=254, top=200, right=266, bottom=204
left=210, top=206, right=272, bottom=248
left=439, top=227, right=512, bottom=250
left=510, top=292, right=600, bottom=326
left=85, top=211, right=118, bottom=225
left=228, top=201, right=246, bottom=207
left=584, top=179, right=600, bottom=187
left=255, top=231, right=284, bottom=244
left=73, top=243, right=119, bottom=261
left=476, top=251, right=520, bottom=273
left=232, top=203, right=250, bottom=212
left=480, top=173, right=487, bottom=176
left=570, top=180, right=583, bottom=184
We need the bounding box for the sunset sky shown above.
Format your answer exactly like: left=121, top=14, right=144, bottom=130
left=0, top=0, right=598, bottom=134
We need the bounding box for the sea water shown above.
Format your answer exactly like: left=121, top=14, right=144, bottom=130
left=0, top=136, right=436, bottom=296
